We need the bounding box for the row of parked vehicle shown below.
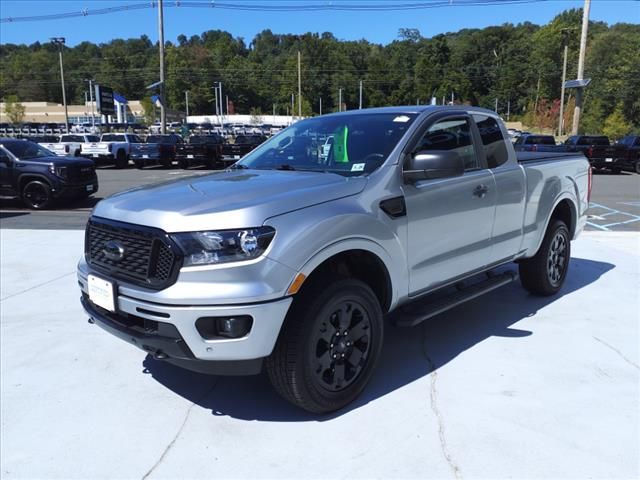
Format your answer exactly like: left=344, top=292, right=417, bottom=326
left=513, top=134, right=640, bottom=174
left=12, top=132, right=268, bottom=170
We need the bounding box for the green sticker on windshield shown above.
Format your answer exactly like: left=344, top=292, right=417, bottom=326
left=333, top=125, right=349, bottom=163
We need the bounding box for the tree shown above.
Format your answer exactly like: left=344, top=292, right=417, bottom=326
left=139, top=97, right=155, bottom=125
left=4, top=95, right=25, bottom=124
left=249, top=107, right=263, bottom=124
left=602, top=104, right=632, bottom=140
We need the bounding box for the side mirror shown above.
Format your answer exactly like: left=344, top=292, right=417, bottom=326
left=403, top=150, right=465, bottom=183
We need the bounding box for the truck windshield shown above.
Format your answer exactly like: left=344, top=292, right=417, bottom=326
left=237, top=113, right=417, bottom=176
left=3, top=141, right=54, bottom=159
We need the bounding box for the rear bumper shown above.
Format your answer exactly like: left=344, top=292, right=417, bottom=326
left=589, top=157, right=624, bottom=169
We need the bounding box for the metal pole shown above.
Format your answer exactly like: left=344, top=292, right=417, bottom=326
left=359, top=80, right=363, bottom=109
left=297, top=51, right=302, bottom=117
left=495, top=97, right=498, bottom=113
left=226, top=95, right=229, bottom=116
left=559, top=35, right=568, bottom=136
left=54, top=42, right=69, bottom=133
left=88, top=79, right=95, bottom=129
left=572, top=0, right=591, bottom=135
left=185, top=91, right=189, bottom=118
left=214, top=85, right=219, bottom=116
left=291, top=93, right=295, bottom=120
left=507, top=99, right=511, bottom=121
left=319, top=97, right=322, bottom=116
left=158, top=0, right=166, bottom=134
left=338, top=88, right=342, bottom=112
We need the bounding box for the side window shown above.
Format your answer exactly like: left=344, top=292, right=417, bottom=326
left=473, top=114, right=509, bottom=168
left=416, top=117, right=479, bottom=171
left=0, top=148, right=9, bottom=162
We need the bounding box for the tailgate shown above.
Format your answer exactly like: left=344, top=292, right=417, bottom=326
left=82, top=142, right=110, bottom=154
left=131, top=143, right=160, bottom=157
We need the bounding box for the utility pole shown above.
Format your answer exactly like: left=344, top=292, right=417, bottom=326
left=559, top=29, right=569, bottom=136
left=572, top=0, right=591, bottom=135
left=291, top=93, right=295, bottom=120
left=319, top=97, right=322, bottom=115
left=359, top=80, right=363, bottom=109
left=158, top=0, right=166, bottom=134
left=51, top=37, right=69, bottom=133
left=495, top=97, right=498, bottom=113
left=338, top=88, right=342, bottom=112
left=297, top=51, right=302, bottom=117
left=214, top=86, right=219, bottom=116
left=185, top=91, right=189, bottom=118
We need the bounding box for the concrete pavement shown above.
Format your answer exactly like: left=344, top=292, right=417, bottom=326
left=1, top=229, right=639, bottom=479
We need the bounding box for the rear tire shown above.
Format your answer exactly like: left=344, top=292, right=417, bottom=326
left=634, top=161, right=640, bottom=174
left=22, top=180, right=53, bottom=209
left=266, top=278, right=384, bottom=414
left=519, top=220, right=571, bottom=296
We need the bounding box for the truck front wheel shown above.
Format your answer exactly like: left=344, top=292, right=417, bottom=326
left=519, top=219, right=571, bottom=296
left=22, top=180, right=53, bottom=209
left=266, top=278, right=384, bottom=414
left=115, top=150, right=128, bottom=169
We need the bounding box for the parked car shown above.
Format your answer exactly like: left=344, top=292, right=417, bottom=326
left=40, top=134, right=100, bottom=157
left=78, top=106, right=591, bottom=413
left=221, top=134, right=267, bottom=164
left=175, top=134, right=226, bottom=169
left=130, top=134, right=183, bottom=169
left=564, top=135, right=626, bottom=173
left=513, top=134, right=568, bottom=152
left=615, top=135, right=640, bottom=174
left=0, top=138, right=98, bottom=209
left=80, top=133, right=144, bottom=168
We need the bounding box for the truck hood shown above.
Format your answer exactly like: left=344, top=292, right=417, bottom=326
left=92, top=169, right=367, bottom=232
left=18, top=156, right=94, bottom=167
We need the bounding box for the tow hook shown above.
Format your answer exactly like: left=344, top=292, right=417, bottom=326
left=153, top=351, right=168, bottom=360
left=87, top=318, right=95, bottom=324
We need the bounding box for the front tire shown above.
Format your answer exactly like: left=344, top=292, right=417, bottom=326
left=266, top=278, right=384, bottom=414
left=22, top=180, right=53, bottom=209
left=115, top=150, right=128, bottom=169
left=519, top=219, right=571, bottom=296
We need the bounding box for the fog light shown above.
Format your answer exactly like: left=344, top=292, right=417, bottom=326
left=196, top=315, right=253, bottom=339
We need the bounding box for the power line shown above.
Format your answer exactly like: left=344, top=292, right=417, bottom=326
left=0, top=0, right=572, bottom=24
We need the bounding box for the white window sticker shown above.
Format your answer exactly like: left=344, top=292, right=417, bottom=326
left=393, top=115, right=411, bottom=123
left=351, top=163, right=365, bottom=172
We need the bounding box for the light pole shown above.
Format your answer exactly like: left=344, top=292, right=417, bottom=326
left=51, top=37, right=69, bottom=133
left=359, top=80, right=363, bottom=109
left=84, top=78, right=96, bottom=130
left=185, top=90, right=189, bottom=119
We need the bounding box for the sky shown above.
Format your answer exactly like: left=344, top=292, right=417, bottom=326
left=0, top=0, right=638, bottom=46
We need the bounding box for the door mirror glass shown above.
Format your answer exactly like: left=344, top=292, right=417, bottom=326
left=404, top=150, right=465, bottom=183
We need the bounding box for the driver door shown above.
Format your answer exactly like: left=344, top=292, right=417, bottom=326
left=402, top=114, right=497, bottom=295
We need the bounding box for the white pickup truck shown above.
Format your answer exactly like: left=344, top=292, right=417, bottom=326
left=40, top=134, right=101, bottom=157
left=80, top=133, right=144, bottom=168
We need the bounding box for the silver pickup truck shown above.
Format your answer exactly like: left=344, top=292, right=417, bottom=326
left=78, top=106, right=591, bottom=413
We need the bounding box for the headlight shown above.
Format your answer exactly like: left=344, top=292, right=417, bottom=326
left=171, top=227, right=275, bottom=266
left=49, top=165, right=67, bottom=179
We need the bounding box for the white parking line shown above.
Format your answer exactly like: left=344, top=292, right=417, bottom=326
left=588, top=202, right=640, bottom=230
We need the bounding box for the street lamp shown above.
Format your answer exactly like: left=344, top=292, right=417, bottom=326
left=50, top=37, right=69, bottom=133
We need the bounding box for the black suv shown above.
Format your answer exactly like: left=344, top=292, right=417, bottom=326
left=0, top=138, right=98, bottom=209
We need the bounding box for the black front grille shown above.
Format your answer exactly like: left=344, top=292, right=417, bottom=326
left=86, top=217, right=182, bottom=289
left=68, top=165, right=95, bottom=182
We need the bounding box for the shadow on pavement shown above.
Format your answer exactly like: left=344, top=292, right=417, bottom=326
left=142, top=257, right=614, bottom=421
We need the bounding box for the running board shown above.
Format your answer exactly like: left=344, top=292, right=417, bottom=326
left=389, top=270, right=519, bottom=327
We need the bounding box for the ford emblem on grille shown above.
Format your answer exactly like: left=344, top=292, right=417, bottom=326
left=102, top=240, right=125, bottom=261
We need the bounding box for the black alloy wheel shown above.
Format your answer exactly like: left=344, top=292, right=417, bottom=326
left=519, top=219, right=571, bottom=296
left=266, top=278, right=384, bottom=414
left=115, top=150, right=128, bottom=169
left=22, top=180, right=52, bottom=209
left=310, top=299, right=372, bottom=392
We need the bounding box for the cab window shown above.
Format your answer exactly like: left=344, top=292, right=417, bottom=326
left=415, top=117, right=479, bottom=171
left=473, top=114, right=509, bottom=168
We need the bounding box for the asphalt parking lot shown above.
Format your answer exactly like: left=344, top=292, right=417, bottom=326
left=1, top=166, right=639, bottom=479
left=1, top=166, right=639, bottom=231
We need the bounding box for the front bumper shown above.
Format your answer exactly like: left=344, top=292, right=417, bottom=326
left=78, top=270, right=293, bottom=366
left=53, top=179, right=99, bottom=198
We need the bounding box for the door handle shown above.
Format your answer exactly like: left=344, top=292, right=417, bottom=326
left=473, top=184, right=489, bottom=198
